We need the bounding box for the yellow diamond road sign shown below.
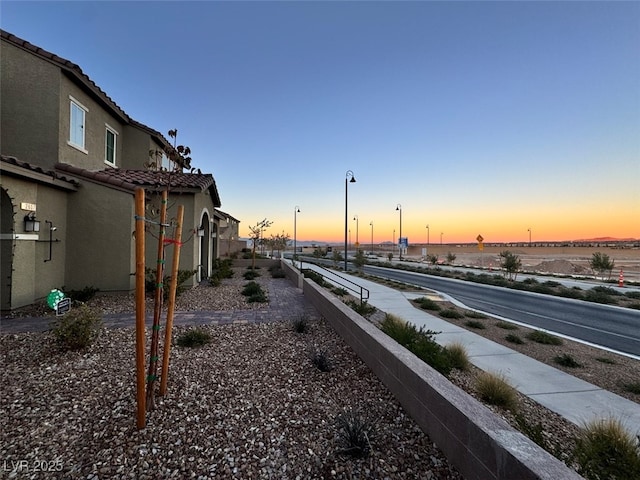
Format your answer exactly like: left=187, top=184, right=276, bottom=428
left=476, top=234, right=484, bottom=243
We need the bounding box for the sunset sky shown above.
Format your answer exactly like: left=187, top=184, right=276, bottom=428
left=2, top=1, right=638, bottom=244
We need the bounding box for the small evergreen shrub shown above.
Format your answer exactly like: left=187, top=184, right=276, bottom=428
left=414, top=297, right=441, bottom=311
left=269, top=266, right=285, bottom=278
left=335, top=409, right=374, bottom=458
left=595, top=356, right=617, bottom=365
left=243, top=269, right=260, bottom=280
left=476, top=371, right=518, bottom=412
left=208, top=274, right=221, bottom=287
left=63, top=285, right=99, bottom=303
left=332, top=287, right=348, bottom=296
left=176, top=328, right=211, bottom=348
left=465, top=320, right=486, bottom=329
left=242, top=281, right=268, bottom=303
left=623, top=382, right=640, bottom=395
left=439, top=308, right=464, bottom=319
left=292, top=315, right=309, bottom=334
left=527, top=330, right=563, bottom=345
left=310, top=349, right=332, bottom=372
left=302, top=269, right=326, bottom=287
left=557, top=287, right=584, bottom=299
left=51, top=305, right=102, bottom=351
left=465, top=310, right=487, bottom=319
left=585, top=289, right=616, bottom=305
left=625, top=291, right=640, bottom=300
left=573, top=417, right=640, bottom=480
left=496, top=321, right=518, bottom=330
left=554, top=353, right=582, bottom=368
left=346, top=300, right=376, bottom=318
left=505, top=334, right=525, bottom=345
left=379, top=314, right=452, bottom=376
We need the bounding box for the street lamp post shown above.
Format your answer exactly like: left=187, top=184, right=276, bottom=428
left=353, top=215, right=359, bottom=248
left=344, top=170, right=356, bottom=270
left=426, top=224, right=429, bottom=245
left=528, top=228, right=532, bottom=246
left=396, top=204, right=402, bottom=261
left=441, top=232, right=443, bottom=245
left=293, top=206, right=300, bottom=266
left=370, top=221, right=374, bottom=255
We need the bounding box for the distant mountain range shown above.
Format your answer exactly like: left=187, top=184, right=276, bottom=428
left=571, top=237, right=639, bottom=243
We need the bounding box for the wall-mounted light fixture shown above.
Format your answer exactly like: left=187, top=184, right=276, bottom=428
left=24, top=212, right=40, bottom=232
left=197, top=227, right=205, bottom=237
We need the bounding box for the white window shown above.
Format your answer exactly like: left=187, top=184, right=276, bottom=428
left=161, top=152, right=174, bottom=171
left=68, top=96, right=88, bottom=152
left=105, top=124, right=118, bottom=166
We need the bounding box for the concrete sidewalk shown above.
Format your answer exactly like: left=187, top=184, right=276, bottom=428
left=310, top=264, right=640, bottom=435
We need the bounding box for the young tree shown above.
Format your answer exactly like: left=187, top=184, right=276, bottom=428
left=427, top=254, right=439, bottom=265
left=332, top=249, right=343, bottom=267
left=266, top=232, right=290, bottom=258
left=353, top=249, right=366, bottom=271
left=589, top=252, right=615, bottom=280
left=446, top=252, right=457, bottom=265
left=248, top=219, right=272, bottom=269
left=499, top=250, right=522, bottom=281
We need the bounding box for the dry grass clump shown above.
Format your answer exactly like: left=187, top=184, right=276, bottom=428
left=475, top=371, right=518, bottom=412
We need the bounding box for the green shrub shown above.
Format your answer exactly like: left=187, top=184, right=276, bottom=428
left=527, top=330, right=563, bottom=345
left=346, top=300, right=376, bottom=318
left=595, top=356, right=617, bottom=365
left=62, top=285, right=99, bottom=303
left=212, top=259, right=234, bottom=279
left=176, top=328, right=211, bottom=348
left=208, top=274, right=221, bottom=287
left=242, top=281, right=268, bottom=303
left=557, top=287, right=584, bottom=299
left=380, top=314, right=452, bottom=376
left=505, top=334, right=525, bottom=345
left=335, top=409, right=374, bottom=458
left=554, top=353, right=582, bottom=368
left=466, top=310, right=487, bottom=319
left=292, top=315, right=309, bottom=334
left=302, top=269, right=326, bottom=287
left=269, top=266, right=285, bottom=278
left=414, top=297, right=441, bottom=311
left=332, top=287, right=348, bottom=296
left=242, top=281, right=262, bottom=296
left=496, top=321, right=518, bottom=330
left=440, top=308, right=464, bottom=319
left=465, top=320, right=486, bottom=329
left=625, top=291, right=640, bottom=300
left=243, top=269, right=260, bottom=280
left=623, top=382, right=640, bottom=395
left=310, top=349, right=332, bottom=372
left=50, top=305, right=102, bottom=351
left=145, top=268, right=197, bottom=300
left=585, top=289, right=616, bottom=305
left=476, top=371, right=518, bottom=411
left=573, top=417, right=640, bottom=480
left=446, top=342, right=471, bottom=371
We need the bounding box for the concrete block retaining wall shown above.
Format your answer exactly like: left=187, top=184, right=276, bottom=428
left=281, top=261, right=582, bottom=480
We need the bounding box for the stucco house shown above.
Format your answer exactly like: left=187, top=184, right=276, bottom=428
left=0, top=29, right=237, bottom=311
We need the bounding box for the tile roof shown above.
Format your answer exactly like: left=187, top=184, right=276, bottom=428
left=1, top=155, right=80, bottom=187
left=55, top=164, right=221, bottom=206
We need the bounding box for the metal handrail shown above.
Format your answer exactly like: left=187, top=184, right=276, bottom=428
left=299, top=260, right=369, bottom=304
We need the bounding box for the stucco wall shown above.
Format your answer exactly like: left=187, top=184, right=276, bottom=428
left=0, top=40, right=60, bottom=166
left=65, top=182, right=135, bottom=292
left=0, top=176, right=68, bottom=308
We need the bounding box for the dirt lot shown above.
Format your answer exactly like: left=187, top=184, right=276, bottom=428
left=399, top=245, right=640, bottom=284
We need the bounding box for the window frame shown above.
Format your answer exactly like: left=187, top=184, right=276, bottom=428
left=68, top=96, right=88, bottom=153
left=104, top=124, right=118, bottom=166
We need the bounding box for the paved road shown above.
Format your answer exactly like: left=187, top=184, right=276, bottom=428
left=361, top=264, right=640, bottom=357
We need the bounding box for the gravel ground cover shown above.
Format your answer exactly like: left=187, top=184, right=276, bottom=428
left=1, top=270, right=463, bottom=479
